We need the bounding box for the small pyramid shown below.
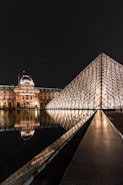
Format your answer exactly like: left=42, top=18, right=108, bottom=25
left=46, top=53, right=123, bottom=109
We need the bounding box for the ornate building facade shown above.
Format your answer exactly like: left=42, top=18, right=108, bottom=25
left=0, top=75, right=61, bottom=109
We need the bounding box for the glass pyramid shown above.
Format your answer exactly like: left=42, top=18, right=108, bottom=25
left=46, top=53, right=123, bottom=110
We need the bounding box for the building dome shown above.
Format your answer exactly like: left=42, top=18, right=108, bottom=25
left=19, top=75, right=34, bottom=85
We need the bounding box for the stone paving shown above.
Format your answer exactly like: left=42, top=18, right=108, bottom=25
left=60, top=110, right=123, bottom=185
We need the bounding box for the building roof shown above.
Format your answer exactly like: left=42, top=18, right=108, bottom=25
left=19, top=75, right=34, bottom=86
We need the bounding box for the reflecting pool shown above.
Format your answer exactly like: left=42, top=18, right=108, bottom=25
left=0, top=109, right=95, bottom=183
left=0, top=109, right=65, bottom=182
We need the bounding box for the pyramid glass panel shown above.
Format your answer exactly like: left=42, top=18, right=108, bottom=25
left=46, top=53, right=123, bottom=110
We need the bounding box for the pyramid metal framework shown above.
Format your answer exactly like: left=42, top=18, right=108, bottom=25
left=46, top=53, right=123, bottom=109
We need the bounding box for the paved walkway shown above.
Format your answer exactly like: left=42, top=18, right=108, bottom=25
left=60, top=110, right=123, bottom=185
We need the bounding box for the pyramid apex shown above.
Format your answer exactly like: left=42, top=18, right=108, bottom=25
left=94, top=52, right=114, bottom=62
left=97, top=52, right=108, bottom=57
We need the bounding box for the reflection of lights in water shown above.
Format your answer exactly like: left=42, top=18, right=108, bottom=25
left=21, top=130, right=35, bottom=139
left=2, top=110, right=96, bottom=184
left=14, top=121, right=40, bottom=140
left=31, top=110, right=96, bottom=167
left=14, top=121, right=40, bottom=128
left=0, top=116, right=5, bottom=126
left=46, top=109, right=95, bottom=130
left=35, top=109, right=38, bottom=118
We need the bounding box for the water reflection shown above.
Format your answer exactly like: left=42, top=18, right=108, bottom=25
left=1, top=109, right=96, bottom=185
left=0, top=109, right=95, bottom=137
left=14, top=110, right=40, bottom=140
left=0, top=109, right=66, bottom=183
left=14, top=121, right=40, bottom=140
left=0, top=109, right=56, bottom=140
left=46, top=109, right=95, bottom=130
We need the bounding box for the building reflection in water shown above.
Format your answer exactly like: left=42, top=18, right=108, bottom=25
left=14, top=120, right=40, bottom=140
left=0, top=109, right=96, bottom=185
left=0, top=109, right=56, bottom=141
left=14, top=110, right=40, bottom=140
left=0, top=109, right=95, bottom=135
left=0, top=109, right=96, bottom=184
left=0, top=109, right=96, bottom=141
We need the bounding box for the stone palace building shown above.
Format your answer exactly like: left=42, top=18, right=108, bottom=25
left=0, top=74, right=61, bottom=109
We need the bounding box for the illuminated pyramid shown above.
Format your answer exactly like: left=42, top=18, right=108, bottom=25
left=46, top=53, right=123, bottom=109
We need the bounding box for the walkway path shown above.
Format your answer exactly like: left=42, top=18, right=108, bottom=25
left=60, top=110, right=123, bottom=185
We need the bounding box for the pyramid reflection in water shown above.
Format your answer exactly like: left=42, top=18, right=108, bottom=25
left=46, top=53, right=123, bottom=110
left=46, top=110, right=95, bottom=130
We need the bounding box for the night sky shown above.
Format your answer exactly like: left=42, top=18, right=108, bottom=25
left=0, top=1, right=123, bottom=88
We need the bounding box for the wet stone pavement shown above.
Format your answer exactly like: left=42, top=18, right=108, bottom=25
left=59, top=110, right=123, bottom=185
